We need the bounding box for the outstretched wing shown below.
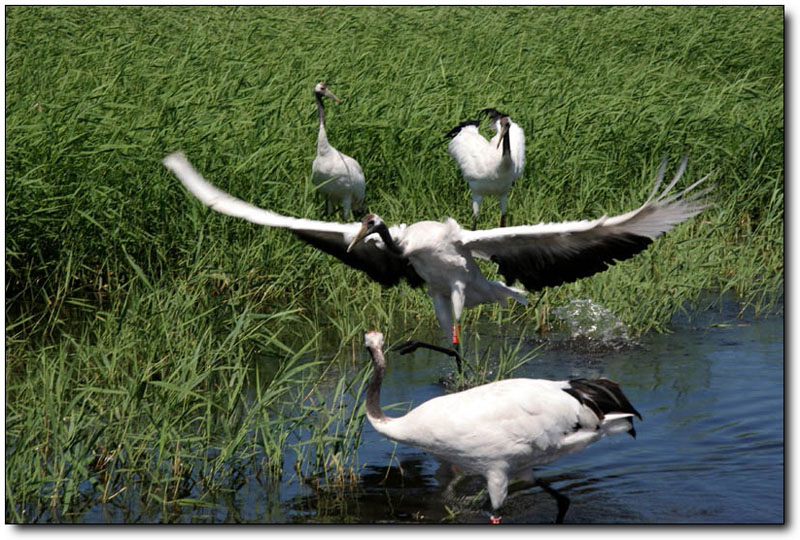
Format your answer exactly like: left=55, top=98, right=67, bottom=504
left=163, top=152, right=423, bottom=288
left=459, top=156, right=714, bottom=291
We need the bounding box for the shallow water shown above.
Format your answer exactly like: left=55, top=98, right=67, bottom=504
left=57, top=298, right=783, bottom=524
left=282, top=300, right=784, bottom=524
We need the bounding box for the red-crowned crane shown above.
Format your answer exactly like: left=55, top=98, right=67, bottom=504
left=446, top=108, right=525, bottom=229
left=363, top=331, right=641, bottom=524
left=163, top=152, right=712, bottom=356
left=311, top=82, right=365, bottom=220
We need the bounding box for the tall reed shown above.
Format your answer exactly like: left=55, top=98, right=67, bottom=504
left=5, top=5, right=783, bottom=523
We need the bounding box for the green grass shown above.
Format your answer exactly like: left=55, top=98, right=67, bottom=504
left=5, top=5, right=783, bottom=522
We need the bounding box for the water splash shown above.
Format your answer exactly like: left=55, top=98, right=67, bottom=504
left=552, top=298, right=635, bottom=351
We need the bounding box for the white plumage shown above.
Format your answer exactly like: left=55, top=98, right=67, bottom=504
left=363, top=331, right=641, bottom=523
left=163, top=151, right=712, bottom=352
left=311, top=82, right=365, bottom=220
left=447, top=109, right=525, bottom=229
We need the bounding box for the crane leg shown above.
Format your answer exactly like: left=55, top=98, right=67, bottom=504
left=536, top=479, right=570, bottom=524
left=471, top=197, right=482, bottom=231
left=341, top=198, right=352, bottom=221
left=450, top=286, right=466, bottom=346
left=432, top=294, right=453, bottom=341
left=391, top=339, right=464, bottom=374
left=499, top=194, right=508, bottom=227
left=492, top=473, right=570, bottom=524
left=486, top=469, right=509, bottom=524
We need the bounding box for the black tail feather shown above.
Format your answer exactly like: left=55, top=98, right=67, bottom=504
left=563, top=378, right=642, bottom=421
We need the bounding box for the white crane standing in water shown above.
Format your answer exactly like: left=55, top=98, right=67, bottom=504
left=447, top=108, right=525, bottom=229
left=363, top=331, right=641, bottom=524
left=164, top=151, right=712, bottom=357
left=311, top=82, right=365, bottom=220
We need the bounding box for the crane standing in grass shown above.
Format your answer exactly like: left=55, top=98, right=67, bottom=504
left=311, top=82, right=365, bottom=221
left=362, top=331, right=641, bottom=524
left=164, top=151, right=712, bottom=356
left=447, top=108, right=525, bottom=229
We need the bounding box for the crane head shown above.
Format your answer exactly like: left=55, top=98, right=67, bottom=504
left=347, top=213, right=385, bottom=253
left=479, top=108, right=508, bottom=129
left=364, top=331, right=385, bottom=352
left=314, top=82, right=342, bottom=103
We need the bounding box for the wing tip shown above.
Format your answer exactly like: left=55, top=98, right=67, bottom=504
left=162, top=150, right=187, bottom=170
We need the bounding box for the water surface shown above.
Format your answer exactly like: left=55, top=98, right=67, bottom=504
left=66, top=299, right=783, bottom=524
left=283, top=301, right=783, bottom=524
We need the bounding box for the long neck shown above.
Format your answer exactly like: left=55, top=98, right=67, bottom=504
left=315, top=94, right=330, bottom=153
left=376, top=224, right=404, bottom=256
left=502, top=124, right=511, bottom=161
left=366, top=347, right=387, bottom=423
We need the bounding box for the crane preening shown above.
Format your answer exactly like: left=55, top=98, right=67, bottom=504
left=446, top=108, right=525, bottom=229
left=363, top=331, right=641, bottom=524
left=164, top=151, right=712, bottom=355
left=311, top=82, right=365, bottom=220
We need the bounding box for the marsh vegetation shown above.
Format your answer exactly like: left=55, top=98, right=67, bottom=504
left=5, top=6, right=783, bottom=522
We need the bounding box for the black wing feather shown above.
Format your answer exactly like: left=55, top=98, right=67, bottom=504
left=445, top=119, right=480, bottom=140
left=463, top=156, right=714, bottom=293
left=291, top=230, right=424, bottom=289
left=491, top=233, right=653, bottom=291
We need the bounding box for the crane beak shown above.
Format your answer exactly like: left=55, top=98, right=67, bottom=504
left=496, top=120, right=510, bottom=148
left=347, top=224, right=369, bottom=253
left=324, top=88, right=342, bottom=103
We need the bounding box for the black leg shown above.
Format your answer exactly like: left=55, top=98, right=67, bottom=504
left=391, top=339, right=465, bottom=374
left=453, top=345, right=462, bottom=374
left=536, top=479, right=570, bottom=524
